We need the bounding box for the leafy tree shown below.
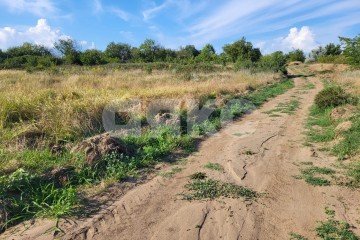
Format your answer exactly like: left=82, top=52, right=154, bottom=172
left=6, top=43, right=51, bottom=57
left=258, top=51, right=287, bottom=73
left=80, top=49, right=105, bottom=65
left=340, top=35, right=360, bottom=68
left=196, top=44, right=217, bottom=62
left=138, top=39, right=162, bottom=62
left=177, top=45, right=200, bottom=60
left=54, top=39, right=81, bottom=64
left=324, top=43, right=342, bottom=56
left=287, top=49, right=305, bottom=62
left=223, top=37, right=257, bottom=63
left=104, top=42, right=132, bottom=63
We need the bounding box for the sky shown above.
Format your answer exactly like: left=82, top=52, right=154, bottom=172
left=0, top=0, right=359, bottom=53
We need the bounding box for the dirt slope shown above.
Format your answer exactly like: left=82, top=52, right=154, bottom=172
left=3, top=66, right=359, bottom=240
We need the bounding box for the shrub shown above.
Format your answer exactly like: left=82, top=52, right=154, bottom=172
left=340, top=35, right=360, bottom=68
left=314, top=86, right=352, bottom=109
left=258, top=51, right=287, bottom=74
left=80, top=50, right=105, bottom=66
left=317, top=55, right=347, bottom=64
left=287, top=49, right=305, bottom=62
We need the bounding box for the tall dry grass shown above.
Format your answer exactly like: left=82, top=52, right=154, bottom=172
left=0, top=68, right=279, bottom=148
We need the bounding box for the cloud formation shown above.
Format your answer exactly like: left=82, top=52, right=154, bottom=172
left=281, top=26, right=317, bottom=52
left=0, top=0, right=57, bottom=17
left=0, top=19, right=67, bottom=49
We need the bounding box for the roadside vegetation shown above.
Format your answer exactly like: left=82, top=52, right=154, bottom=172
left=0, top=35, right=296, bottom=231
left=304, top=63, right=360, bottom=188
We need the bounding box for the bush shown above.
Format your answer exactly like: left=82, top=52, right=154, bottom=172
left=258, top=51, right=287, bottom=74
left=287, top=49, right=305, bottom=62
left=315, top=86, right=352, bottom=109
left=80, top=50, right=105, bottom=66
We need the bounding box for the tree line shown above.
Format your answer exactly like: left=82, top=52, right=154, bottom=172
left=0, top=35, right=359, bottom=71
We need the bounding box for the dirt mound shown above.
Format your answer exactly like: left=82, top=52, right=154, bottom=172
left=330, top=104, right=356, bottom=121
left=72, top=134, right=132, bottom=166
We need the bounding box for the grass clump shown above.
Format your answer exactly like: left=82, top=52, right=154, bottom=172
left=0, top=169, right=78, bottom=230
left=204, top=162, right=223, bottom=171
left=316, top=208, right=359, bottom=240
left=289, top=232, right=308, bottom=240
left=315, top=86, right=352, bottom=109
left=265, top=99, right=300, bottom=115
left=299, top=166, right=335, bottom=186
left=159, top=167, right=183, bottom=178
left=183, top=178, right=257, bottom=200
left=190, top=172, right=207, bottom=180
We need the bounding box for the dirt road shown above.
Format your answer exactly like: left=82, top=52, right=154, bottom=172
left=4, top=67, right=360, bottom=240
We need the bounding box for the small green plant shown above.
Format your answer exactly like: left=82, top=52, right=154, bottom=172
left=183, top=178, right=257, bottom=200
left=190, top=172, right=207, bottom=180
left=316, top=208, right=359, bottom=240
left=289, top=232, right=308, bottom=240
left=204, top=163, right=223, bottom=171
left=159, top=167, right=183, bottom=178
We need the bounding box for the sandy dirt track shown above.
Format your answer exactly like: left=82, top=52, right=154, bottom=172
left=3, top=66, right=360, bottom=240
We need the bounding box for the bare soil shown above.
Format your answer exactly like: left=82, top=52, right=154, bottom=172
left=3, top=66, right=359, bottom=240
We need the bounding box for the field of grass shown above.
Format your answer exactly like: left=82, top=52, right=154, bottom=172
left=0, top=66, right=292, bottom=230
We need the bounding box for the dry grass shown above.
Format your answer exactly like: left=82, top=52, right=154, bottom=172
left=333, top=70, right=360, bottom=96
left=0, top=68, right=279, bottom=149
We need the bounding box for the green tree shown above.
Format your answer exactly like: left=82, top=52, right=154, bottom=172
left=80, top=49, right=105, bottom=65
left=340, top=35, right=360, bottom=68
left=287, top=49, right=306, bottom=62
left=104, top=42, right=132, bottom=63
left=138, top=39, right=162, bottom=62
left=223, top=37, right=255, bottom=63
left=259, top=51, right=287, bottom=73
left=177, top=45, right=200, bottom=60
left=0, top=49, right=6, bottom=64
left=6, top=43, right=51, bottom=57
left=324, top=43, right=342, bottom=56
left=196, top=44, right=217, bottom=62
left=54, top=39, right=81, bottom=64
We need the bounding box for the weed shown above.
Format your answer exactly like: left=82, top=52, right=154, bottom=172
left=159, top=167, right=183, bottom=178
left=204, top=163, right=223, bottom=171
left=299, top=166, right=335, bottom=186
left=289, top=232, right=308, bottom=240
left=190, top=172, right=207, bottom=180
left=183, top=178, right=257, bottom=200
left=316, top=208, right=359, bottom=240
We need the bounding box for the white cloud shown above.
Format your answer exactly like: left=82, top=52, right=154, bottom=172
left=142, top=0, right=171, bottom=21
left=92, top=0, right=103, bottom=14
left=80, top=41, right=96, bottom=50
left=110, top=7, right=131, bottom=21
left=0, top=0, right=56, bottom=16
left=0, top=19, right=68, bottom=49
left=281, top=26, right=317, bottom=52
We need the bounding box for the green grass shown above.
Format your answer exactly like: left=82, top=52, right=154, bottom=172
left=299, top=166, right=335, bottom=186
left=306, top=105, right=336, bottom=143
left=246, top=79, right=295, bottom=107
left=183, top=178, right=257, bottom=200
left=289, top=232, right=308, bottom=240
left=204, top=162, right=223, bottom=171
left=332, top=113, right=360, bottom=160
left=265, top=99, right=300, bottom=115
left=159, top=167, right=183, bottom=178
left=316, top=208, right=359, bottom=240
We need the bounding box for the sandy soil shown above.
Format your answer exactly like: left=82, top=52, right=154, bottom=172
left=3, top=65, right=360, bottom=240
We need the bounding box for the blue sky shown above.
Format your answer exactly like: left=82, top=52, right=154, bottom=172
left=0, top=0, right=359, bottom=53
